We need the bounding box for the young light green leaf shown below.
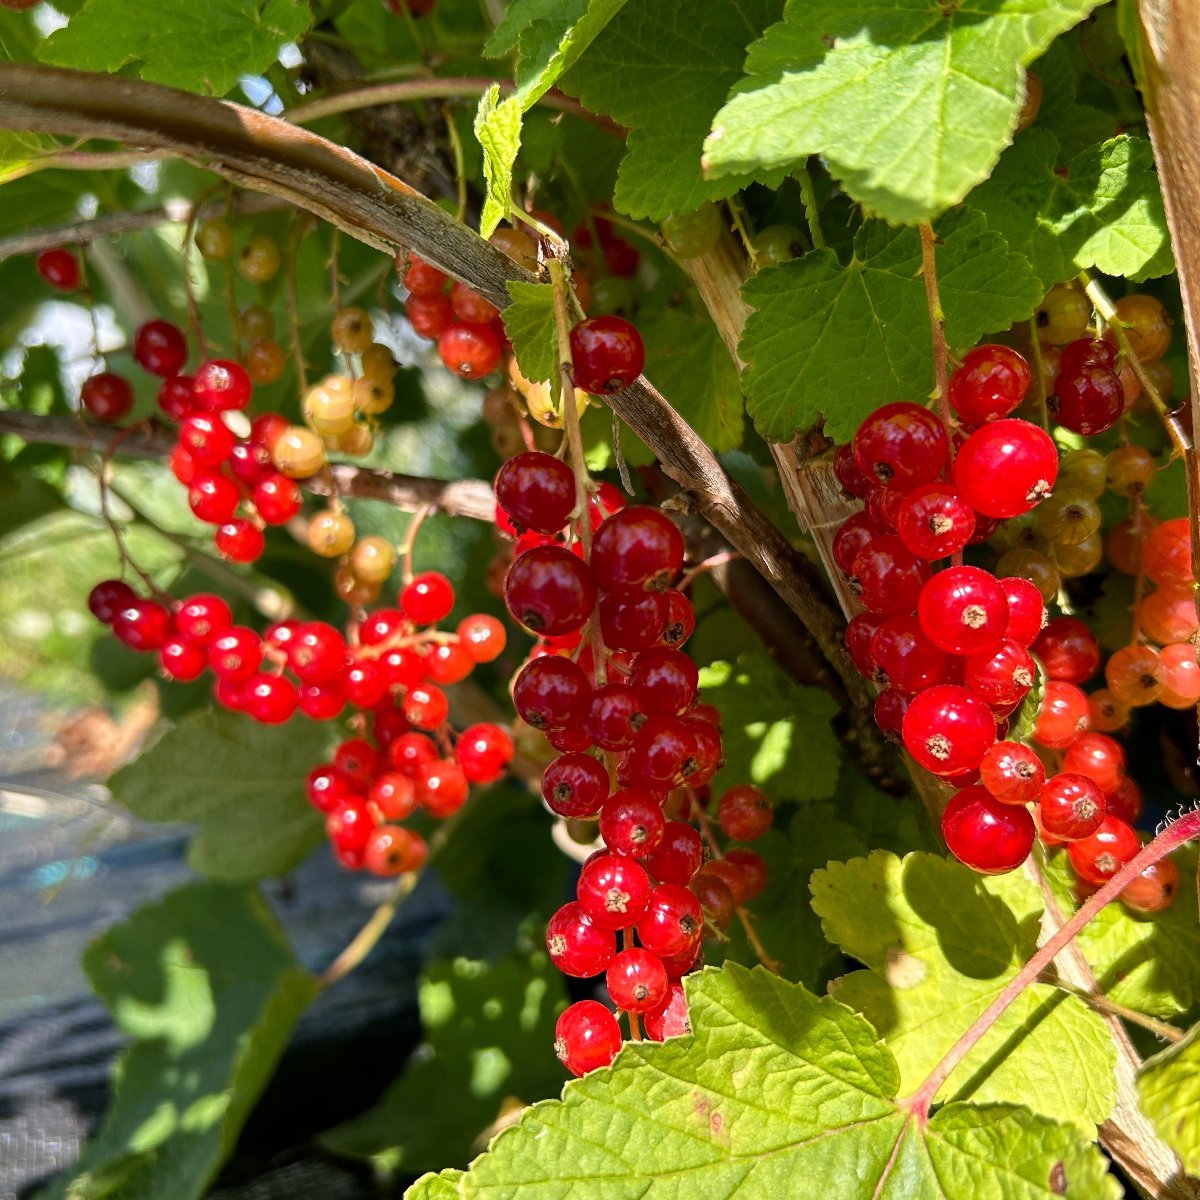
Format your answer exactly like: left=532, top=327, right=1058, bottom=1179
left=705, top=0, right=1103, bottom=224
left=972, top=131, right=1174, bottom=287
left=441, top=963, right=1119, bottom=1199
left=1137, top=1023, right=1200, bottom=1177
left=739, top=210, right=1042, bottom=442
left=38, top=883, right=316, bottom=1200
left=698, top=653, right=840, bottom=801
left=404, top=1171, right=465, bottom=1200
left=475, top=0, right=628, bottom=236
left=1043, top=847, right=1200, bottom=1019
left=108, top=708, right=332, bottom=881
left=38, top=0, right=312, bottom=97
left=561, top=0, right=786, bottom=220
left=502, top=280, right=558, bottom=386
left=322, top=953, right=567, bottom=1172
left=639, top=303, right=743, bottom=452
left=812, top=851, right=1116, bottom=1130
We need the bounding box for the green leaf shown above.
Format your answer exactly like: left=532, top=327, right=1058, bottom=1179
left=972, top=131, right=1174, bottom=288
left=561, top=0, right=786, bottom=221
left=39, top=883, right=316, bottom=1200
left=1008, top=654, right=1048, bottom=745
left=108, top=708, right=332, bottom=881
left=322, top=952, right=567, bottom=1171
left=405, top=1171, right=465, bottom=1200
left=698, top=653, right=840, bottom=801
left=442, top=963, right=1120, bottom=1198
left=704, top=0, right=1103, bottom=224
left=1044, top=847, right=1200, bottom=1019
left=476, top=0, right=628, bottom=236
left=1138, top=1023, right=1200, bottom=1177
left=739, top=209, right=1042, bottom=442
left=38, top=0, right=312, bottom=96
left=502, top=280, right=558, bottom=385
left=0, top=460, right=62, bottom=542
left=812, top=851, right=1116, bottom=1130
left=639, top=304, right=743, bottom=452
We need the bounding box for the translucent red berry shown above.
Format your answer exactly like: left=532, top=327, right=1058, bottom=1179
left=948, top=344, right=1031, bottom=425
left=494, top=451, right=577, bottom=533
left=578, top=853, right=651, bottom=930
left=953, top=419, right=1058, bottom=518
left=852, top=402, right=949, bottom=490
left=505, top=545, right=597, bottom=635
left=1040, top=772, right=1106, bottom=841
left=546, top=902, right=615, bottom=977
left=902, top=684, right=996, bottom=776
left=438, top=323, right=500, bottom=379
left=636, top=883, right=703, bottom=958
left=941, top=785, right=1035, bottom=874
left=36, top=247, right=81, bottom=290
left=401, top=572, right=455, bottom=625
left=852, top=535, right=930, bottom=616
left=454, top=722, right=514, bottom=783
left=643, top=820, right=704, bottom=884
left=591, top=506, right=684, bottom=594
left=606, top=947, right=668, bottom=1014
left=88, top=578, right=137, bottom=623
left=193, top=359, right=252, bottom=411
left=569, top=315, right=645, bottom=394
left=979, top=740, right=1045, bottom=805
left=917, top=566, right=1009, bottom=655
left=716, top=784, right=772, bottom=842
left=964, top=639, right=1035, bottom=708
left=133, top=319, right=188, bottom=377
left=1032, top=680, right=1090, bottom=749
left=542, top=752, right=609, bottom=817
left=555, top=999, right=621, bottom=1075
left=82, top=372, right=134, bottom=423
left=870, top=615, right=950, bottom=692
left=599, top=788, right=666, bottom=857
left=1061, top=732, right=1125, bottom=795
left=513, top=655, right=591, bottom=729
left=895, top=483, right=976, bottom=559
left=1067, top=816, right=1141, bottom=885
left=214, top=519, right=264, bottom=563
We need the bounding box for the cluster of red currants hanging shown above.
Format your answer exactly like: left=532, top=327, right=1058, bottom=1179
left=835, top=285, right=1185, bottom=912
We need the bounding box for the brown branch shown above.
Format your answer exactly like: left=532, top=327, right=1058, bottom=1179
left=0, top=409, right=495, bottom=521
left=0, top=64, right=857, bottom=703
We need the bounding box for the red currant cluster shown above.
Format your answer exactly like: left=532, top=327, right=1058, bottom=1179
left=87, top=568, right=514, bottom=876
left=836, top=326, right=1180, bottom=912
left=491, top=450, right=769, bottom=1075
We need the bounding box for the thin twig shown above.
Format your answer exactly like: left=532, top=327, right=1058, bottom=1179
left=1039, top=973, right=1185, bottom=1043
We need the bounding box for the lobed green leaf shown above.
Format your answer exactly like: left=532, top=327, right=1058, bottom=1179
left=1137, top=1022, right=1200, bottom=1178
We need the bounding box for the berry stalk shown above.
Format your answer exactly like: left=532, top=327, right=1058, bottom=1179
left=906, top=808, right=1200, bottom=1119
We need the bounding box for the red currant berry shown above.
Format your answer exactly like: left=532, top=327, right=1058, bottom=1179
left=88, top=578, right=137, bottom=623
left=403, top=683, right=450, bottom=730
left=1141, top=518, right=1192, bottom=590
left=870, top=615, right=950, bottom=692
left=578, top=853, right=651, bottom=930
left=691, top=870, right=737, bottom=929
left=513, top=655, right=591, bottom=730
left=187, top=471, right=241, bottom=524
left=852, top=535, right=931, bottom=616
left=1067, top=816, right=1141, bottom=885
left=388, top=731, right=440, bottom=778
left=82, top=372, right=134, bottom=423
left=424, top=641, right=475, bottom=685
left=1040, top=772, right=1106, bottom=841
left=599, top=591, right=670, bottom=651
left=852, top=402, right=949, bottom=490
left=979, top=740, right=1045, bottom=805
left=192, top=359, right=252, bottom=411
left=636, top=883, right=703, bottom=958
left=438, top=323, right=500, bottom=379
left=111, top=599, right=173, bottom=651
left=948, top=344, right=1031, bottom=425
left=245, top=673, right=299, bottom=724
left=584, top=683, right=647, bottom=751
left=455, top=613, right=507, bottom=664
left=229, top=439, right=271, bottom=487
left=158, top=375, right=195, bottom=422
left=555, top=999, right=621, bottom=1075
left=368, top=772, right=417, bottom=822
left=159, top=636, right=207, bottom=681
left=833, top=512, right=884, bottom=575
left=214, top=519, right=264, bottom=563
left=343, top=659, right=389, bottom=709
left=36, top=247, right=81, bottom=290
left=874, top=687, right=912, bottom=742
left=1105, top=775, right=1142, bottom=824
left=658, top=590, right=696, bottom=648
left=174, top=593, right=232, bottom=645
left=964, top=639, right=1035, bottom=707
left=895, top=483, right=976, bottom=559
left=505, top=545, right=597, bottom=635
left=133, top=319, right=188, bottom=377
left=1061, top=732, right=1125, bottom=795
left=1032, top=680, right=1090, bottom=749
left=546, top=902, right=615, bottom=977
left=365, top=825, right=428, bottom=876
left=494, top=451, right=576, bottom=533
left=591, top=506, right=684, bottom=594
left=941, top=785, right=1035, bottom=874
left=1052, top=365, right=1123, bottom=436
left=455, top=722, right=514, bottom=783
left=845, top=612, right=887, bottom=678
left=406, top=292, right=453, bottom=339
left=326, top=798, right=376, bottom=859
left=623, top=715, right=696, bottom=788
left=953, top=419, right=1058, bottom=518
left=307, top=765, right=352, bottom=812
left=724, top=845, right=770, bottom=900
left=1120, top=856, right=1178, bottom=914
left=599, top=788, right=666, bottom=857
left=629, top=647, right=698, bottom=715
left=833, top=442, right=874, bottom=499
left=416, top=760, right=470, bottom=816
left=1059, top=337, right=1116, bottom=376
left=569, top=315, right=645, bottom=394
left=717, top=784, right=772, bottom=842
left=179, top=413, right=235, bottom=467
left=643, top=983, right=690, bottom=1041
left=404, top=255, right=448, bottom=296
left=170, top=445, right=198, bottom=485
left=1031, top=616, right=1100, bottom=683
left=208, top=626, right=263, bottom=681
left=642, top=820, right=704, bottom=885
left=918, top=566, right=1009, bottom=655
left=542, top=751, right=609, bottom=817
left=902, top=684, right=996, bottom=776
left=606, top=947, right=668, bottom=1014
left=999, top=576, right=1046, bottom=647
left=449, top=281, right=500, bottom=325
left=252, top=473, right=302, bottom=525
left=401, top=572, right=455, bottom=625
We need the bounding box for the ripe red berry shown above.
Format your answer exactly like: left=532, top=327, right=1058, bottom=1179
left=88, top=578, right=137, bottom=623
left=229, top=439, right=271, bottom=487
left=307, top=766, right=352, bottom=813
left=438, top=323, right=500, bottom=378
left=1141, top=518, right=1192, bottom=590
left=629, top=647, right=698, bottom=715
left=1062, top=732, right=1125, bottom=795
left=36, top=247, right=82, bottom=290
left=1120, top=857, right=1178, bottom=914
left=252, top=473, right=302, bottom=525
left=833, top=442, right=875, bottom=499
left=948, top=344, right=1031, bottom=425
left=578, top=853, right=651, bottom=930
left=554, top=999, right=622, bottom=1076
left=208, top=626, right=263, bottom=681
left=852, top=402, right=949, bottom=490
left=599, top=788, right=666, bottom=856
left=174, top=593, right=232, bottom=645
left=455, top=722, right=514, bottom=782
left=401, top=572, right=455, bottom=625
left=81, top=372, right=134, bottom=423
left=874, top=687, right=912, bottom=741
left=214, top=519, right=264, bottom=563
left=902, top=684, right=996, bottom=776
left=642, top=820, right=703, bottom=885
left=725, top=846, right=769, bottom=900
left=365, top=825, right=428, bottom=876
left=133, top=319, right=188, bottom=377
left=111, top=599, right=173, bottom=651
left=591, top=506, right=684, bottom=594
left=449, top=281, right=500, bottom=325
left=917, top=566, right=1009, bottom=655
left=1052, top=364, right=1123, bottom=436
left=158, top=375, right=195, bottom=421
left=406, top=292, right=453, bottom=339
left=585, top=683, right=647, bottom=750
left=179, top=413, right=235, bottom=467
left=599, top=591, right=670, bottom=651
left=368, top=772, right=417, bottom=822
left=187, top=471, right=241, bottom=524
left=895, top=483, right=976, bottom=559
left=869, top=615, right=950, bottom=692
left=622, top=715, right=696, bottom=788
left=691, top=870, right=737, bottom=929
left=964, top=639, right=1035, bottom=708
left=546, top=902, right=615, bottom=977
left=979, top=740, right=1045, bottom=805
left=717, top=784, right=772, bottom=842
left=1031, top=617, right=1100, bottom=683
left=569, top=315, right=645, bottom=394
left=998, top=576, right=1046, bottom=647
left=1059, top=337, right=1115, bottom=376
left=542, top=751, right=610, bottom=817
left=159, top=636, right=207, bottom=681
left=1040, top=772, right=1106, bottom=841
left=494, top=450, right=577, bottom=533
left=416, top=760, right=470, bottom=816
left=637, top=883, right=703, bottom=958
left=659, top=589, right=696, bottom=648
left=1067, top=815, right=1141, bottom=885
left=403, top=255, right=448, bottom=296
left=606, top=947, right=668, bottom=1014
left=953, top=419, right=1058, bottom=518
left=941, top=785, right=1035, bottom=874
left=403, top=683, right=450, bottom=730
left=852, top=535, right=930, bottom=616
left=505, top=545, right=597, bottom=635
left=643, top=983, right=690, bottom=1041
left=192, top=359, right=252, bottom=411
left=424, top=641, right=475, bottom=685
left=389, top=731, right=440, bottom=778
left=244, top=673, right=299, bottom=724
left=845, top=612, right=886, bottom=678
left=512, top=655, right=591, bottom=729
left=1032, top=680, right=1090, bottom=749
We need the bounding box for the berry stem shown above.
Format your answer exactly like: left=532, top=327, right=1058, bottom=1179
left=677, top=550, right=742, bottom=592
left=1079, top=270, right=1191, bottom=460
left=399, top=502, right=432, bottom=587
left=688, top=789, right=781, bottom=974
left=1038, top=973, right=1185, bottom=1043
left=724, top=196, right=758, bottom=266
left=906, top=808, right=1200, bottom=1119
